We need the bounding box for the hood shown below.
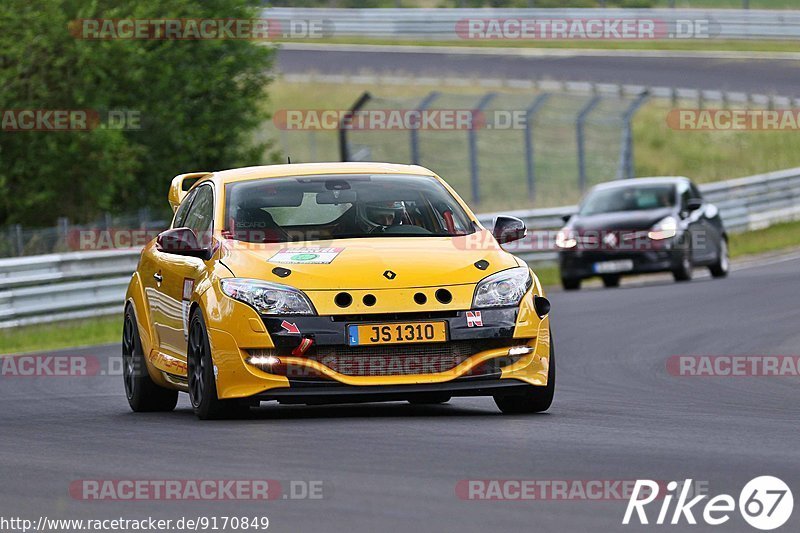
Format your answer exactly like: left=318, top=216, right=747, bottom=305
left=219, top=230, right=520, bottom=290
left=570, top=207, right=674, bottom=232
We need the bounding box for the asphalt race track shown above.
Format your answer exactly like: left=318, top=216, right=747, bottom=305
left=1, top=256, right=798, bottom=533
left=277, top=45, right=800, bottom=98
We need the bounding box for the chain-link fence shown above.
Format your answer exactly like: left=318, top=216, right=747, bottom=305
left=335, top=89, right=649, bottom=212
left=0, top=211, right=168, bottom=258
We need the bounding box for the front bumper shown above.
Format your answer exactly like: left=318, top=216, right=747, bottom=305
left=558, top=249, right=682, bottom=279
left=205, top=296, right=551, bottom=400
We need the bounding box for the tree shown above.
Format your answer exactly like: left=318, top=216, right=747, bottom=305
left=0, top=0, right=275, bottom=225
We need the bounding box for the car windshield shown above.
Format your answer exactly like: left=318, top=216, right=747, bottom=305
left=579, top=184, right=676, bottom=216
left=224, top=174, right=475, bottom=243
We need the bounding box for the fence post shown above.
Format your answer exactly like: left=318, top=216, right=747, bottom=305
left=138, top=207, right=150, bottom=229
left=13, top=224, right=24, bottom=257
left=410, top=91, right=440, bottom=165
left=309, top=130, right=318, bottom=162
left=523, top=93, right=551, bottom=202
left=576, top=95, right=601, bottom=193
left=616, top=91, right=650, bottom=181
left=57, top=217, right=69, bottom=249
left=338, top=91, right=372, bottom=162
left=469, top=92, right=497, bottom=206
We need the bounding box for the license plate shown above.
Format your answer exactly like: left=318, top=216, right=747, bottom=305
left=347, top=322, right=447, bottom=346
left=594, top=259, right=634, bottom=274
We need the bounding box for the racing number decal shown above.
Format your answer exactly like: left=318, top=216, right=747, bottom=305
left=182, top=278, right=194, bottom=340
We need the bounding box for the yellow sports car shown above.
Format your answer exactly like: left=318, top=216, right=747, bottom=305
left=123, top=163, right=554, bottom=419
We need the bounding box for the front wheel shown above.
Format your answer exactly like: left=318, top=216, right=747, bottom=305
left=561, top=277, right=581, bottom=291
left=122, top=306, right=178, bottom=412
left=672, top=252, right=693, bottom=282
left=494, top=331, right=555, bottom=414
left=188, top=311, right=249, bottom=420
left=601, top=274, right=620, bottom=288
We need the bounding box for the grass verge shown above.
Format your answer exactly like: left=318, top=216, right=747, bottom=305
left=0, top=315, right=121, bottom=355
left=729, top=219, right=800, bottom=258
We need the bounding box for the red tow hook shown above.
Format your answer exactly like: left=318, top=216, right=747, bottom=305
left=291, top=337, right=314, bottom=356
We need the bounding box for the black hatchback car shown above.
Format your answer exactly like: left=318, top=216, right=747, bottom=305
left=556, top=177, right=728, bottom=290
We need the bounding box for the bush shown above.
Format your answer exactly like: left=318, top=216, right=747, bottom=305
left=0, top=0, right=275, bottom=226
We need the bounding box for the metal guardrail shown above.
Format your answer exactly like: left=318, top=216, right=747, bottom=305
left=266, top=8, right=800, bottom=41
left=1, top=167, right=800, bottom=328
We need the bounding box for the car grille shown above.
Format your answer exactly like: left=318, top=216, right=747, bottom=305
left=294, top=339, right=514, bottom=377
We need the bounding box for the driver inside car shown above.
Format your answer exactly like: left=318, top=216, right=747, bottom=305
left=358, top=201, right=407, bottom=232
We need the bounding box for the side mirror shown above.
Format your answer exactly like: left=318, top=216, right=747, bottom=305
left=493, top=216, right=527, bottom=244
left=156, top=227, right=211, bottom=259
left=686, top=198, right=703, bottom=212
left=561, top=214, right=572, bottom=223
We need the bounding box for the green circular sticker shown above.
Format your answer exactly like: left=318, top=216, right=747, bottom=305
left=291, top=253, right=319, bottom=261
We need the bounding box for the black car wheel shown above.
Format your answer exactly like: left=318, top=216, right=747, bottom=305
left=122, top=306, right=178, bottom=412
left=494, top=331, right=555, bottom=414
left=561, top=277, right=581, bottom=291
left=601, top=275, right=620, bottom=288
left=709, top=239, right=729, bottom=278
left=672, top=252, right=693, bottom=282
left=188, top=310, right=249, bottom=420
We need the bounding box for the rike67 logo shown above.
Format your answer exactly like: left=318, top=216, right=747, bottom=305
left=624, top=476, right=793, bottom=530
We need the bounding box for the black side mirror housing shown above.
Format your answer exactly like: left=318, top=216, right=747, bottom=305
left=561, top=214, right=572, bottom=223
left=686, top=198, right=703, bottom=212
left=493, top=216, right=527, bottom=244
left=156, top=227, right=212, bottom=260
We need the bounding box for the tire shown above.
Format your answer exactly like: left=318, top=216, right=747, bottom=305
left=709, top=238, right=729, bottom=278
left=122, top=306, right=178, bottom=412
left=561, top=277, right=581, bottom=291
left=407, top=394, right=451, bottom=405
left=493, top=330, right=555, bottom=414
left=672, top=252, right=693, bottom=282
left=188, top=310, right=249, bottom=420
left=601, top=274, right=620, bottom=288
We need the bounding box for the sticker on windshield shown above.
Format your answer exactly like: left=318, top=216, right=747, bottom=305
left=269, top=247, right=343, bottom=264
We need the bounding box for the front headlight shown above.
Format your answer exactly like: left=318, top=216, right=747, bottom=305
left=555, top=228, right=577, bottom=249
left=220, top=278, right=316, bottom=316
left=648, top=216, right=678, bottom=240
left=473, top=267, right=532, bottom=309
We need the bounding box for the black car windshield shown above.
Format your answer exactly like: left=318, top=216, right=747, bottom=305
left=224, top=174, right=475, bottom=243
left=579, top=184, right=676, bottom=216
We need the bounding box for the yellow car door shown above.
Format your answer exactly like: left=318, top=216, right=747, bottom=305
left=150, top=184, right=215, bottom=361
